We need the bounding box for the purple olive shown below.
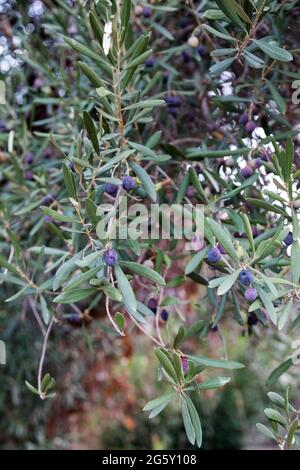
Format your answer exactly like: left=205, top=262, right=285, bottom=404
left=217, top=243, right=226, bottom=255
left=25, top=152, right=34, bottom=164
left=197, top=45, right=207, bottom=57
left=259, top=149, right=271, bottom=162
left=147, top=298, right=158, bottom=313
left=254, top=158, right=262, bottom=168
left=167, top=108, right=178, bottom=116
left=182, top=50, right=191, bottom=63
left=248, top=313, right=258, bottom=326
left=284, top=232, right=293, bottom=246
left=234, top=231, right=246, bottom=239
left=240, top=165, right=254, bottom=178
left=181, top=357, right=189, bottom=374
left=25, top=171, right=34, bottom=181
left=207, top=247, right=222, bottom=263
left=162, top=71, right=169, bottom=84
left=145, top=57, right=155, bottom=68
left=105, top=182, right=119, bottom=196
left=122, top=176, right=136, bottom=191
left=245, top=121, right=257, bottom=133
left=142, top=6, right=152, bottom=18
left=42, top=194, right=55, bottom=205
left=186, top=186, right=196, bottom=198
left=239, top=269, right=253, bottom=286
left=164, top=95, right=181, bottom=108
left=103, top=248, right=118, bottom=267
left=68, top=313, right=82, bottom=326
left=239, top=112, right=249, bottom=125
left=43, top=149, right=52, bottom=159
left=245, top=287, right=258, bottom=302
left=161, top=310, right=169, bottom=322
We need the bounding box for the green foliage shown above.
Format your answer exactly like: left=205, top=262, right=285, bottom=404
left=1, top=0, right=300, bottom=449
left=257, top=389, right=300, bottom=449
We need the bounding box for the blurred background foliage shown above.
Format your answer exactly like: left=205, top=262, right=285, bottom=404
left=1, top=0, right=300, bottom=449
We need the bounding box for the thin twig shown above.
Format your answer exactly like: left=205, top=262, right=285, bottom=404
left=28, top=297, right=46, bottom=336
left=38, top=315, right=55, bottom=398
left=129, top=313, right=163, bottom=346
left=105, top=292, right=126, bottom=337
left=218, top=326, right=228, bottom=361
left=0, top=245, right=14, bottom=285
left=155, top=282, right=167, bottom=347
